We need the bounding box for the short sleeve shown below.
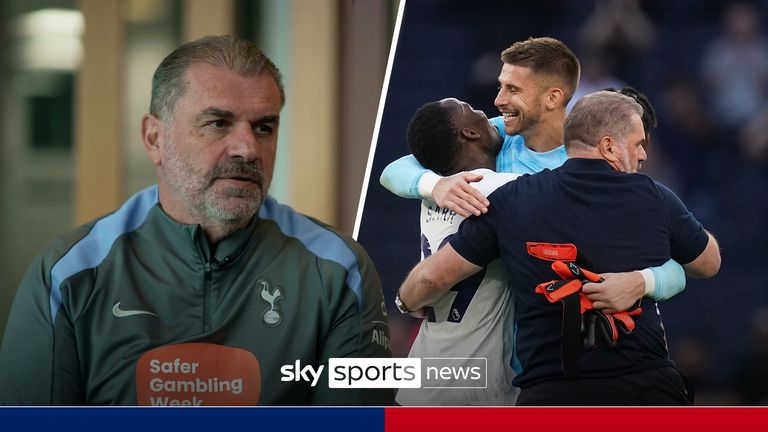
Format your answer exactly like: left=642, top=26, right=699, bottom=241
left=379, top=154, right=431, bottom=199
left=449, top=195, right=504, bottom=267
left=656, top=182, right=709, bottom=264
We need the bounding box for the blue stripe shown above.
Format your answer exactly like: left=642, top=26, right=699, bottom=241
left=0, top=407, right=384, bottom=432
left=259, top=196, right=364, bottom=307
left=49, top=186, right=159, bottom=321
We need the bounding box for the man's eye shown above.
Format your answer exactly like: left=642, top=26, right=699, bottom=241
left=254, top=124, right=274, bottom=135
left=207, top=119, right=229, bottom=129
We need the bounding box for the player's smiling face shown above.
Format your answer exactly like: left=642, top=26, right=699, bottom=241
left=494, top=63, right=545, bottom=136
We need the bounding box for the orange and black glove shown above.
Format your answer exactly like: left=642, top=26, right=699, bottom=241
left=534, top=260, right=642, bottom=375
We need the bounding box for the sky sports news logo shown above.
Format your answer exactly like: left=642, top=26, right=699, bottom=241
left=280, top=358, right=487, bottom=389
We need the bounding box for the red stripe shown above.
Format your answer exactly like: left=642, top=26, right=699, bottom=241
left=385, top=407, right=767, bottom=431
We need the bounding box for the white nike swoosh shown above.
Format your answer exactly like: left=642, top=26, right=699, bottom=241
left=112, top=302, right=158, bottom=318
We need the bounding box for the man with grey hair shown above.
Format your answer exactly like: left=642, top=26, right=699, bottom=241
left=0, top=36, right=391, bottom=406
left=563, top=90, right=647, bottom=174
left=397, top=90, right=721, bottom=405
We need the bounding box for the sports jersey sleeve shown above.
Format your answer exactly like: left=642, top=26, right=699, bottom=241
left=648, top=258, right=687, bottom=301
left=0, top=251, right=82, bottom=405
left=656, top=182, right=709, bottom=264
left=449, top=195, right=504, bottom=267
left=379, top=154, right=431, bottom=199
left=309, top=239, right=394, bottom=406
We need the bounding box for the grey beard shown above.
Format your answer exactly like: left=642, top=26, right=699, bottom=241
left=199, top=185, right=265, bottom=224
left=196, top=159, right=267, bottom=223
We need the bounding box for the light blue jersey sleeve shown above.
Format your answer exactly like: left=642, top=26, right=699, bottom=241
left=379, top=154, right=431, bottom=199
left=649, top=258, right=686, bottom=301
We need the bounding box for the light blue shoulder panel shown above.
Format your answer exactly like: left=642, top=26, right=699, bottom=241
left=49, top=185, right=159, bottom=321
left=259, top=196, right=364, bottom=307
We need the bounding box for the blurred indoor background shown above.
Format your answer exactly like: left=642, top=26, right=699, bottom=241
left=359, top=0, right=768, bottom=405
left=0, top=0, right=398, bottom=341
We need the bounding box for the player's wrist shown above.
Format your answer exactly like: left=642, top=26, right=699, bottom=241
left=640, top=268, right=655, bottom=297
left=394, top=290, right=414, bottom=314
left=418, top=172, right=442, bottom=200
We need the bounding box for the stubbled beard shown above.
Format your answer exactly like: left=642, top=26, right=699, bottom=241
left=202, top=160, right=267, bottom=221
left=517, top=107, right=542, bottom=135
left=162, top=146, right=267, bottom=231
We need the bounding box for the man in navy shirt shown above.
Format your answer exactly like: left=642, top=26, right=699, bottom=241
left=397, top=91, right=721, bottom=405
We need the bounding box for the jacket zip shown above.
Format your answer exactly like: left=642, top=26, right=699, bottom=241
left=203, top=261, right=212, bottom=331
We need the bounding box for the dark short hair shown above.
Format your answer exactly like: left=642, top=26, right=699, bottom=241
left=605, top=86, right=657, bottom=146
left=501, top=37, right=581, bottom=103
left=150, top=35, right=285, bottom=123
left=407, top=102, right=460, bottom=175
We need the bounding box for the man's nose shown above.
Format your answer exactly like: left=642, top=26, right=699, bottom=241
left=638, top=145, right=648, bottom=162
left=494, top=89, right=506, bottom=109
left=227, top=122, right=259, bottom=161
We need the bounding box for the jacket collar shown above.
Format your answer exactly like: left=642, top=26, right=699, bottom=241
left=147, top=205, right=262, bottom=265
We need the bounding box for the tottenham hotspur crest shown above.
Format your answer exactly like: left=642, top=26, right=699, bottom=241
left=258, top=279, right=284, bottom=327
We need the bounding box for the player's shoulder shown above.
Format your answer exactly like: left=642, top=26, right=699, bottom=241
left=470, top=169, right=522, bottom=197
left=470, top=168, right=519, bottom=179
left=626, top=172, right=672, bottom=199
left=647, top=177, right=687, bottom=207
left=258, top=196, right=373, bottom=270
left=33, top=222, right=98, bottom=276
left=486, top=167, right=553, bottom=203
left=30, top=185, right=161, bottom=287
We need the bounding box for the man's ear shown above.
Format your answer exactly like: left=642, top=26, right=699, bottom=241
left=142, top=113, right=164, bottom=166
left=544, top=87, right=565, bottom=110
left=597, top=136, right=619, bottom=163
left=460, top=128, right=481, bottom=141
